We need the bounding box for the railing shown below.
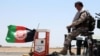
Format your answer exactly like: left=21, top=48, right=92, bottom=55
left=95, top=13, right=100, bottom=29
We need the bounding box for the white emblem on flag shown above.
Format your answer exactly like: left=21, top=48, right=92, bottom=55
left=14, top=30, right=27, bottom=40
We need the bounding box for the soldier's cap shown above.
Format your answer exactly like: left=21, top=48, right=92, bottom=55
left=75, top=1, right=84, bottom=7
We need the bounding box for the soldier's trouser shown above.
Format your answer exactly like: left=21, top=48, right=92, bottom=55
left=60, top=28, right=87, bottom=55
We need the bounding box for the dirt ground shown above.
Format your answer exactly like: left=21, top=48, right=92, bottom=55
left=0, top=47, right=82, bottom=54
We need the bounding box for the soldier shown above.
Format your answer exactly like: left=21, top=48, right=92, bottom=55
left=60, top=1, right=89, bottom=55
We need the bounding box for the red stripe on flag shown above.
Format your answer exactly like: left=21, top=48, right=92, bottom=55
left=15, top=26, right=26, bottom=43
left=15, top=40, right=25, bottom=43
left=16, top=26, right=26, bottom=30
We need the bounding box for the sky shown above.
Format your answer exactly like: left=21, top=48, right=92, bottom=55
left=0, top=0, right=100, bottom=47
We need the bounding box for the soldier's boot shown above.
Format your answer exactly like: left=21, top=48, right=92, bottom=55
left=59, top=44, right=68, bottom=55
left=59, top=37, right=71, bottom=55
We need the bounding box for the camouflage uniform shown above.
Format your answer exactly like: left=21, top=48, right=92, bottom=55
left=60, top=10, right=89, bottom=55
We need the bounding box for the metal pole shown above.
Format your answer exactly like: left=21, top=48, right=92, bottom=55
left=29, top=23, right=40, bottom=56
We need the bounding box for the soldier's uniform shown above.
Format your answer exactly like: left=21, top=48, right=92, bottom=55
left=60, top=9, right=89, bottom=55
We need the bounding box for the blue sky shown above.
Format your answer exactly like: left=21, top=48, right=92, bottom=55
left=0, top=0, right=100, bottom=47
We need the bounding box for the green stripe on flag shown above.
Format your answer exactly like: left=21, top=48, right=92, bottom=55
left=6, top=25, right=16, bottom=43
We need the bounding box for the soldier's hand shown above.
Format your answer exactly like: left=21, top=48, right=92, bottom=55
left=66, top=25, right=71, bottom=33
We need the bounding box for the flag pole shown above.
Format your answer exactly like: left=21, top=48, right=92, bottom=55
left=29, top=23, right=40, bottom=56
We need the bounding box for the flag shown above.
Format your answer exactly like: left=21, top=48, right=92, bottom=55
left=6, top=25, right=36, bottom=43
